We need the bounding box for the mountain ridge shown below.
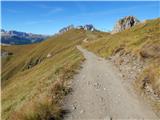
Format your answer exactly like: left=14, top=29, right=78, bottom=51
left=1, top=16, right=140, bottom=45
left=58, top=24, right=96, bottom=34
left=1, top=29, right=49, bottom=45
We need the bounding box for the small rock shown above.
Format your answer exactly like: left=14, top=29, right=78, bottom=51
left=104, top=116, right=112, bottom=120
left=87, top=81, right=91, bottom=85
left=72, top=105, right=77, bottom=110
left=100, top=97, right=104, bottom=102
left=80, top=110, right=84, bottom=114
left=94, top=82, right=101, bottom=89
left=47, top=53, right=52, bottom=58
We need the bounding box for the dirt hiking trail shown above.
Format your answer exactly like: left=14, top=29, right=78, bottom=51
left=63, top=46, right=158, bottom=120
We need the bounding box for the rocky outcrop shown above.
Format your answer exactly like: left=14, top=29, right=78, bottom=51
left=1, top=50, right=13, bottom=58
left=112, top=16, right=140, bottom=34
left=59, top=25, right=74, bottom=34
left=76, top=24, right=96, bottom=31
left=58, top=24, right=96, bottom=34
left=1, top=29, right=49, bottom=45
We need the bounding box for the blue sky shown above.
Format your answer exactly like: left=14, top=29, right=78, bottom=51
left=1, top=1, right=160, bottom=35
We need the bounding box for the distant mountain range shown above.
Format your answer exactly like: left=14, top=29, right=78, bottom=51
left=1, top=25, right=96, bottom=45
left=1, top=29, right=49, bottom=45
left=1, top=17, right=140, bottom=45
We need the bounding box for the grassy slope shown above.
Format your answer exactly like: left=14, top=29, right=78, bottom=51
left=2, top=18, right=160, bottom=119
left=83, top=18, right=160, bottom=110
left=2, top=29, right=86, bottom=120
left=84, top=18, right=160, bottom=58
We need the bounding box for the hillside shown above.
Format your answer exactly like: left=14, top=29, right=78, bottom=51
left=2, top=18, right=160, bottom=120
left=1, top=29, right=86, bottom=120
left=83, top=18, right=160, bottom=113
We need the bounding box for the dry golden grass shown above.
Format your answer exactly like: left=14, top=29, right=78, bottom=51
left=83, top=18, right=160, bottom=58
left=2, top=29, right=85, bottom=120
left=9, top=64, right=79, bottom=120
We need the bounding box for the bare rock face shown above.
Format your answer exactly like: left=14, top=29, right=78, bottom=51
left=76, top=24, right=96, bottom=31
left=58, top=24, right=96, bottom=35
left=112, top=16, right=140, bottom=34
left=59, top=25, right=74, bottom=34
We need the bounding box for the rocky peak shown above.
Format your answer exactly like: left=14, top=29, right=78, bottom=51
left=76, top=24, right=96, bottom=31
left=58, top=24, right=96, bottom=34
left=84, top=24, right=95, bottom=31
left=59, top=25, right=74, bottom=34
left=112, top=16, right=140, bottom=34
left=1, top=29, right=6, bottom=33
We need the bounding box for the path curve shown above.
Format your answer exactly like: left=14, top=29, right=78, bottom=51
left=63, top=46, right=158, bottom=120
